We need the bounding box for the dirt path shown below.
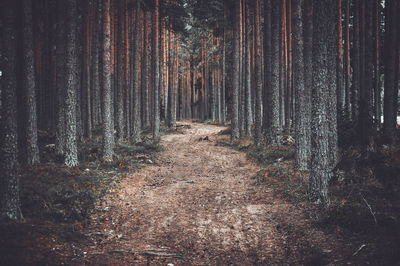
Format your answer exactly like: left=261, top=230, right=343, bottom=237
left=75, top=122, right=345, bottom=265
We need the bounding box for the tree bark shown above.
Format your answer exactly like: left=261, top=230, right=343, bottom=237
left=265, top=0, right=281, bottom=144
left=102, top=0, right=114, bottom=162
left=254, top=0, right=262, bottom=145
left=0, top=0, right=22, bottom=220
left=64, top=0, right=79, bottom=167
left=383, top=0, right=398, bottom=142
left=132, top=0, right=142, bottom=143
left=152, top=0, right=160, bottom=139
left=263, top=0, right=272, bottom=141
left=231, top=0, right=240, bottom=140
left=294, top=0, right=310, bottom=171
left=23, top=0, right=40, bottom=165
left=310, top=0, right=333, bottom=204
left=55, top=0, right=66, bottom=155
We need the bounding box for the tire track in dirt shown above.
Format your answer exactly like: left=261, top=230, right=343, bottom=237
left=78, top=122, right=345, bottom=265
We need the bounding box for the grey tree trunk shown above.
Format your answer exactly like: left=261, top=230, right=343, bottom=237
left=132, top=1, right=142, bottom=143
left=352, top=0, right=361, bottom=122
left=222, top=27, right=227, bottom=124
left=64, top=0, right=79, bottom=167
left=56, top=0, right=66, bottom=155
left=310, top=0, right=333, bottom=204
left=383, top=0, right=398, bottom=142
left=116, top=0, right=125, bottom=143
left=327, top=0, right=338, bottom=169
left=0, top=0, right=22, bottom=221
left=23, top=0, right=40, bottom=165
left=102, top=0, right=114, bottom=162
left=152, top=0, right=160, bottom=139
left=265, top=0, right=281, bottom=144
left=167, top=31, right=175, bottom=127
left=244, top=1, right=252, bottom=136
left=231, top=0, right=240, bottom=140
left=263, top=0, right=271, bottom=141
left=254, top=0, right=262, bottom=146
left=294, top=0, right=311, bottom=171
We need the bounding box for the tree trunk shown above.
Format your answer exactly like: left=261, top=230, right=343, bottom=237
left=0, top=0, right=22, bottom=220
left=383, top=0, right=398, bottom=142
left=102, top=0, right=114, bottom=162
left=152, top=0, right=160, bottom=139
left=265, top=0, right=281, bottom=144
left=263, top=0, right=272, bottom=141
left=231, top=0, right=240, bottom=140
left=337, top=0, right=345, bottom=122
left=294, top=0, right=311, bottom=171
left=245, top=0, right=252, bottom=136
left=310, top=0, right=333, bottom=204
left=64, top=0, right=79, bottom=167
left=373, top=0, right=381, bottom=124
left=352, top=0, right=360, bottom=122
left=55, top=0, right=66, bottom=155
left=254, top=0, right=262, bottom=145
left=23, top=0, right=40, bottom=165
left=131, top=0, right=142, bottom=143
left=344, top=0, right=351, bottom=120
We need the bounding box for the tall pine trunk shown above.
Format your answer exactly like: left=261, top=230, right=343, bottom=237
left=254, top=0, right=262, bottom=145
left=231, top=0, right=240, bottom=140
left=294, top=0, right=311, bottom=171
left=0, top=0, right=22, bottom=220
left=23, top=0, right=40, bottom=165
left=102, top=0, right=114, bottom=162
left=131, top=0, right=142, bottom=143
left=310, top=0, right=333, bottom=204
left=152, top=0, right=160, bottom=139
left=383, top=0, right=398, bottom=142
left=64, top=0, right=79, bottom=167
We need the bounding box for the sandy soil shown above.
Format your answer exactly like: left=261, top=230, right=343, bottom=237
left=71, top=122, right=348, bottom=265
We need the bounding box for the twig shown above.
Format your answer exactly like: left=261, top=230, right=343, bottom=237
left=109, top=249, right=135, bottom=255
left=352, top=244, right=366, bottom=256
left=361, top=194, right=378, bottom=225
left=139, top=251, right=185, bottom=259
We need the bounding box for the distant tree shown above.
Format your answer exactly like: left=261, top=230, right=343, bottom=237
left=245, top=0, right=252, bottom=136
left=263, top=0, right=271, bottom=141
left=254, top=0, right=262, bottom=146
left=102, top=0, right=114, bottom=162
left=22, top=0, right=40, bottom=165
left=152, top=0, right=160, bottom=139
left=337, top=0, right=345, bottom=122
left=0, top=0, right=22, bottom=220
left=55, top=0, right=66, bottom=156
left=344, top=0, right=351, bottom=120
left=231, top=0, right=240, bottom=140
left=116, top=0, right=126, bottom=143
left=352, top=0, right=360, bottom=122
left=132, top=0, right=142, bottom=143
left=265, top=0, right=281, bottom=144
left=383, top=0, right=398, bottom=142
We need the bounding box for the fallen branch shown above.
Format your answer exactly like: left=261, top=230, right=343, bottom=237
left=361, top=194, right=378, bottom=225
left=109, top=249, right=135, bottom=255
left=139, top=251, right=185, bottom=259
left=352, top=244, right=366, bottom=256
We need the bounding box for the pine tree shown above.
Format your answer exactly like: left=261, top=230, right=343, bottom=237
left=102, top=0, right=114, bottom=162
left=0, top=0, right=22, bottom=220
left=22, top=0, right=40, bottom=165
left=64, top=0, right=79, bottom=167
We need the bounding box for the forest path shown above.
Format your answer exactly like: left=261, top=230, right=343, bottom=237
left=79, top=122, right=343, bottom=265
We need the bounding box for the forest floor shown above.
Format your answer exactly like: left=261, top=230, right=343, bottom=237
left=1, top=121, right=399, bottom=265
